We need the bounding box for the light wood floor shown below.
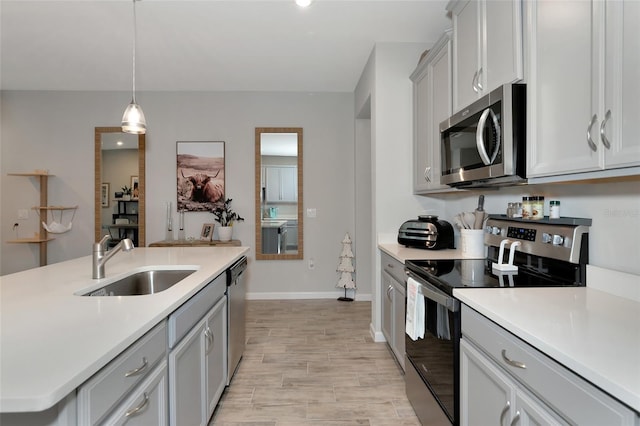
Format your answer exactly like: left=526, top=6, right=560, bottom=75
left=210, top=299, right=420, bottom=425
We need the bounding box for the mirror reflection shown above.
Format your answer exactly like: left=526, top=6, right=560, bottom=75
left=255, top=127, right=303, bottom=260
left=95, top=127, right=146, bottom=247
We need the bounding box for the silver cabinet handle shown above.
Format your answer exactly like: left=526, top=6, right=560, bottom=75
left=476, top=67, right=483, bottom=91
left=472, top=70, right=479, bottom=93
left=501, top=349, right=526, bottom=369
left=500, top=400, right=511, bottom=426
left=424, top=166, right=431, bottom=182
left=124, top=357, right=148, bottom=377
left=587, top=114, right=598, bottom=151
left=510, top=411, right=521, bottom=426
left=600, top=109, right=611, bottom=149
left=205, top=327, right=214, bottom=355
left=125, top=392, right=149, bottom=417
left=386, top=285, right=393, bottom=302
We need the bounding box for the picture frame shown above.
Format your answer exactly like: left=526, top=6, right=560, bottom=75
left=131, top=176, right=139, bottom=199
left=177, top=141, right=225, bottom=212
left=200, top=223, right=215, bottom=241
left=101, top=183, right=110, bottom=207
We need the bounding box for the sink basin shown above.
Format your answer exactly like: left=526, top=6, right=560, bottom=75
left=82, top=269, right=196, bottom=296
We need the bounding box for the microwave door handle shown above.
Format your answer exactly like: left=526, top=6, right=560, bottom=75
left=475, top=108, right=502, bottom=165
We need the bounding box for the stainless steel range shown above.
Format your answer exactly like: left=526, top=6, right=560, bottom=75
left=404, top=215, right=591, bottom=425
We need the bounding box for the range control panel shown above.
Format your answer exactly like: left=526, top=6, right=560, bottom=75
left=484, top=215, right=591, bottom=264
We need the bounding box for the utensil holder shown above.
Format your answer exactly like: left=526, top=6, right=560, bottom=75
left=460, top=229, right=485, bottom=258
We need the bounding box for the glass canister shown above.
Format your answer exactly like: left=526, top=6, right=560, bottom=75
left=514, top=202, right=523, bottom=218
left=550, top=200, right=561, bottom=219
left=531, top=196, right=544, bottom=220
left=522, top=196, right=532, bottom=219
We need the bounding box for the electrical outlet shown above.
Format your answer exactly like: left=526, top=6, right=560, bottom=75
left=308, top=258, right=315, bottom=270
left=306, top=208, right=317, bottom=218
left=18, top=209, right=29, bottom=220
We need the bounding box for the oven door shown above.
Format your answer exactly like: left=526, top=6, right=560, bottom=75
left=405, top=273, right=460, bottom=425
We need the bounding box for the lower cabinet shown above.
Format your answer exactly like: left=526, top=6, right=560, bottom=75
left=169, top=296, right=227, bottom=426
left=460, top=306, right=638, bottom=426
left=380, top=252, right=405, bottom=371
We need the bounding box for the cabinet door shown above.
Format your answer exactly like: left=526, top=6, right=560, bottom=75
left=453, top=0, right=481, bottom=111
left=603, top=0, right=640, bottom=168
left=381, top=270, right=393, bottom=344
left=429, top=39, right=452, bottom=190
left=484, top=0, right=523, bottom=93
left=265, top=167, right=281, bottom=202
left=169, top=321, right=207, bottom=426
left=460, top=338, right=515, bottom=426
left=103, top=361, right=169, bottom=426
left=514, top=389, right=568, bottom=426
left=279, top=167, right=297, bottom=202
left=391, top=280, right=406, bottom=371
left=413, top=64, right=431, bottom=193
left=526, top=0, right=601, bottom=177
left=205, top=297, right=227, bottom=420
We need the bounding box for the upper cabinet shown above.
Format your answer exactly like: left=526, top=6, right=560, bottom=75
left=264, top=166, right=297, bottom=203
left=526, top=0, right=640, bottom=178
left=412, top=30, right=453, bottom=194
left=448, top=0, right=524, bottom=113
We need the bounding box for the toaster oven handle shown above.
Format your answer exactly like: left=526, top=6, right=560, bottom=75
left=476, top=107, right=501, bottom=166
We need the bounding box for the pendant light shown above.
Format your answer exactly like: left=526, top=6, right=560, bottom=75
left=122, top=0, right=146, bottom=134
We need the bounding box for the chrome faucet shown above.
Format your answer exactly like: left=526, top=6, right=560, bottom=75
left=93, top=235, right=135, bottom=279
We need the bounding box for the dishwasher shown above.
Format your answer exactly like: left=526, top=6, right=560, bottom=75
left=226, top=256, right=247, bottom=385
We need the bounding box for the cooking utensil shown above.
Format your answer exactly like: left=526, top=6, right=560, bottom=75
left=463, top=212, right=476, bottom=230
left=473, top=195, right=485, bottom=229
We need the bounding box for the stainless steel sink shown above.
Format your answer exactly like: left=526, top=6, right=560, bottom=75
left=82, top=269, right=195, bottom=296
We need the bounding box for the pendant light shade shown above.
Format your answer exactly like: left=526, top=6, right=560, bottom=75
left=122, top=0, right=146, bottom=134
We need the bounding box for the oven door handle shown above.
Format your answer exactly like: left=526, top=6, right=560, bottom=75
left=407, top=272, right=459, bottom=312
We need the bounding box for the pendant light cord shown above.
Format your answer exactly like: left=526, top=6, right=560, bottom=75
left=131, top=0, right=137, bottom=103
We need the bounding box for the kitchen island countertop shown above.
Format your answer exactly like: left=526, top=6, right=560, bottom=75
left=454, top=286, right=640, bottom=414
left=0, top=246, right=249, bottom=413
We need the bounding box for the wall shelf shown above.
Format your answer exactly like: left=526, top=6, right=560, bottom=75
left=6, top=171, right=76, bottom=266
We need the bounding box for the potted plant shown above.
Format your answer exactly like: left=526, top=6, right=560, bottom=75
left=211, top=198, right=244, bottom=241
left=121, top=185, right=132, bottom=201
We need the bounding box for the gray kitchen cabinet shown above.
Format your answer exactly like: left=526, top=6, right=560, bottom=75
left=411, top=30, right=452, bottom=193
left=448, top=0, right=523, bottom=113
left=526, top=0, right=640, bottom=179
left=168, top=274, right=227, bottom=426
left=265, top=166, right=297, bottom=202
left=284, top=219, right=298, bottom=251
left=380, top=252, right=405, bottom=371
left=460, top=306, right=638, bottom=426
left=77, top=321, right=168, bottom=425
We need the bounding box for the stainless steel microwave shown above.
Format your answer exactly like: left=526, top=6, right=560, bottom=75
left=440, top=83, right=526, bottom=187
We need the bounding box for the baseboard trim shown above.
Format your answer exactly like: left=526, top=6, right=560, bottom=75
left=246, top=291, right=372, bottom=301
left=370, top=323, right=386, bottom=343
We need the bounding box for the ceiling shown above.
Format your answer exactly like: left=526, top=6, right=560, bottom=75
left=0, top=0, right=451, bottom=93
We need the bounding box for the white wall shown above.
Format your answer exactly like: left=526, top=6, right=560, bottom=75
left=1, top=90, right=362, bottom=299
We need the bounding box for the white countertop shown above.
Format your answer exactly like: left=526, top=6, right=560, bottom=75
left=454, top=286, right=640, bottom=413
left=0, top=246, right=249, bottom=413
left=261, top=220, right=287, bottom=228
left=379, top=243, right=484, bottom=263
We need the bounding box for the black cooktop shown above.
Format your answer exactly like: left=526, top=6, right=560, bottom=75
left=406, top=256, right=584, bottom=297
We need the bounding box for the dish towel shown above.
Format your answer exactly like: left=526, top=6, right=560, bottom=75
left=406, top=277, right=425, bottom=340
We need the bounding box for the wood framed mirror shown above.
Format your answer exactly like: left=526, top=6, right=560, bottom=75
left=255, top=127, right=303, bottom=260
left=95, top=127, right=146, bottom=247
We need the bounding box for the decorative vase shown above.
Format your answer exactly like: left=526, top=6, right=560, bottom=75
left=218, top=226, right=232, bottom=242
left=123, top=194, right=131, bottom=201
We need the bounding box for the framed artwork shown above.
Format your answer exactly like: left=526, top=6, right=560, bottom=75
left=200, top=223, right=215, bottom=241
left=131, top=176, right=139, bottom=199
left=101, top=183, right=110, bottom=207
left=177, top=141, right=225, bottom=212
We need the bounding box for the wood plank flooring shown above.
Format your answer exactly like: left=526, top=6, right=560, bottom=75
left=210, top=299, right=420, bottom=425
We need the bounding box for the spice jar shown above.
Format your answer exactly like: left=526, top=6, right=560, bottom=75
left=550, top=200, right=561, bottom=219
left=514, top=202, right=523, bottom=218
left=531, top=196, right=544, bottom=220
left=522, top=196, right=532, bottom=219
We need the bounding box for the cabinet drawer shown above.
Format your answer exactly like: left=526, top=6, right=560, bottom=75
left=381, top=252, right=405, bottom=285
left=102, top=360, right=168, bottom=425
left=462, top=306, right=637, bottom=425
left=77, top=320, right=167, bottom=425
left=168, top=272, right=226, bottom=348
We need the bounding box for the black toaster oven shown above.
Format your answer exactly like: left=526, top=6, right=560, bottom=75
left=398, top=215, right=455, bottom=250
